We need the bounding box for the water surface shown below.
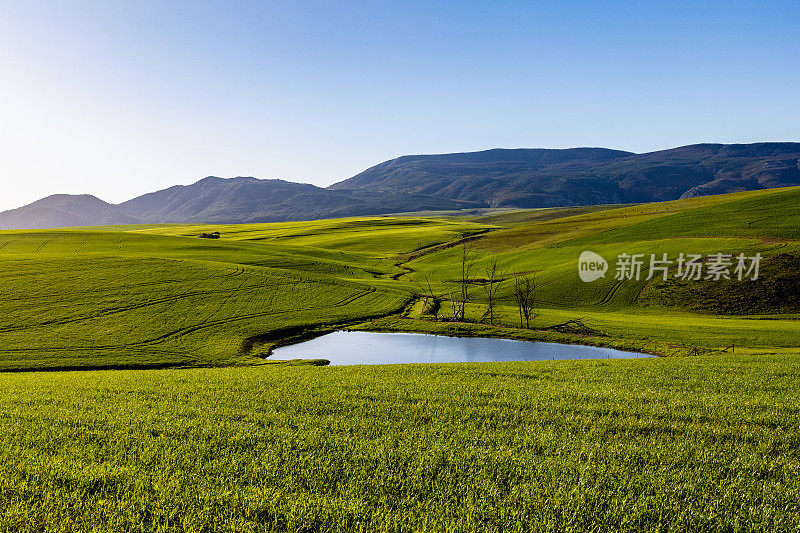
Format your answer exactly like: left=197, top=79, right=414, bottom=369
left=270, top=331, right=653, bottom=365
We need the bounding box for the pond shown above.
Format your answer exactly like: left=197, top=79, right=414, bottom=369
left=269, top=331, right=654, bottom=365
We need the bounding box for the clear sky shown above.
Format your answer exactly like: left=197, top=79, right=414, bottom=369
left=1, top=1, right=799, bottom=210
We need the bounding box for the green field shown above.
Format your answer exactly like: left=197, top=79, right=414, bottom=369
left=1, top=187, right=799, bottom=530
left=1, top=356, right=798, bottom=531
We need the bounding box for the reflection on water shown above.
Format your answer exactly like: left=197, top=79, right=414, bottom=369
left=270, top=331, right=653, bottom=366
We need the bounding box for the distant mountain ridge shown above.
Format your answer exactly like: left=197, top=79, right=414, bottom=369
left=332, top=143, right=800, bottom=207
left=0, top=194, right=139, bottom=229
left=2, top=142, right=799, bottom=229
left=117, top=176, right=477, bottom=224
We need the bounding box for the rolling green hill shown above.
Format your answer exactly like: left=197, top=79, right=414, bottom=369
left=1, top=186, right=799, bottom=371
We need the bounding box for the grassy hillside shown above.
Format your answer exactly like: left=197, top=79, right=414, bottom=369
left=0, top=218, right=489, bottom=370
left=402, top=187, right=800, bottom=355
left=0, top=355, right=798, bottom=531
left=0, top=187, right=799, bottom=370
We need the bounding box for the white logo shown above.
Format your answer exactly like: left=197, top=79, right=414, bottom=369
left=578, top=251, right=608, bottom=282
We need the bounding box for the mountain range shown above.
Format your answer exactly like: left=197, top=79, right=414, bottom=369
left=3, top=142, right=799, bottom=229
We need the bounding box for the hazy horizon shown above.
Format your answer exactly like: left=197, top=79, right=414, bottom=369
left=1, top=1, right=799, bottom=211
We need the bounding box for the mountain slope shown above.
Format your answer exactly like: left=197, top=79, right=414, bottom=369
left=0, top=195, right=140, bottom=230
left=119, top=177, right=479, bottom=224
left=331, top=143, right=800, bottom=207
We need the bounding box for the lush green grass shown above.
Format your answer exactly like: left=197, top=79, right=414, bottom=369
left=578, top=186, right=800, bottom=244
left=0, top=252, right=407, bottom=370
left=0, top=355, right=798, bottom=531
left=0, top=227, right=420, bottom=370
left=122, top=216, right=492, bottom=254
left=639, top=253, right=800, bottom=315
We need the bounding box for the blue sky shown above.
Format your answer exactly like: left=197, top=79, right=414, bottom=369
left=0, top=1, right=798, bottom=210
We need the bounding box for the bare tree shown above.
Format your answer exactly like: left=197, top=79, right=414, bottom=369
left=444, top=243, right=476, bottom=321
left=419, top=274, right=439, bottom=318
left=513, top=274, right=537, bottom=329
left=449, top=292, right=458, bottom=320
left=455, top=243, right=475, bottom=321
left=481, top=257, right=503, bottom=324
